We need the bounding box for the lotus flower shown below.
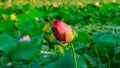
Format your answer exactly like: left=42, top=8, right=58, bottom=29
left=78, top=2, right=84, bottom=8
left=10, top=14, right=16, bottom=21
left=95, top=2, right=101, bottom=7
left=20, top=35, right=30, bottom=42
left=35, top=17, right=39, bottom=22
left=52, top=3, right=58, bottom=8
left=7, top=3, right=12, bottom=8
left=52, top=20, right=74, bottom=43
left=112, top=0, right=116, bottom=2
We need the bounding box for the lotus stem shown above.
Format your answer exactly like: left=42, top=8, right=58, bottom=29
left=94, top=44, right=102, bottom=68
left=70, top=43, right=78, bottom=68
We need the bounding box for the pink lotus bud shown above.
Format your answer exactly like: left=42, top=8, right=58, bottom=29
left=112, top=0, right=116, bottom=2
left=20, top=35, right=30, bottom=42
left=52, top=20, right=74, bottom=43
left=7, top=3, right=12, bottom=8
left=35, top=17, right=39, bottom=22
left=78, top=2, right=84, bottom=8
left=52, top=3, right=58, bottom=8
left=95, top=2, right=100, bottom=7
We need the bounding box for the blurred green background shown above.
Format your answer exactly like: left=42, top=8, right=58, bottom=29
left=0, top=0, right=120, bottom=7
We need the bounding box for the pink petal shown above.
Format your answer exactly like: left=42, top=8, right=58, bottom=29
left=20, top=35, right=30, bottom=42
left=52, top=27, right=65, bottom=41
left=53, top=20, right=72, bottom=32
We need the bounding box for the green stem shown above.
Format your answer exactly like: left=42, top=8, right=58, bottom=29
left=105, top=49, right=110, bottom=68
left=0, top=55, right=3, bottom=68
left=90, top=49, right=92, bottom=64
left=108, top=57, right=110, bottom=68
left=94, top=45, right=102, bottom=68
left=28, top=63, right=30, bottom=68
left=70, top=43, right=78, bottom=68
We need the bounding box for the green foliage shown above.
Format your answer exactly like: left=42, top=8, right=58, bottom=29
left=0, top=33, right=17, bottom=53
left=77, top=30, right=89, bottom=42
left=44, top=53, right=87, bottom=68
left=9, top=41, right=41, bottom=60
left=0, top=20, right=14, bottom=32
